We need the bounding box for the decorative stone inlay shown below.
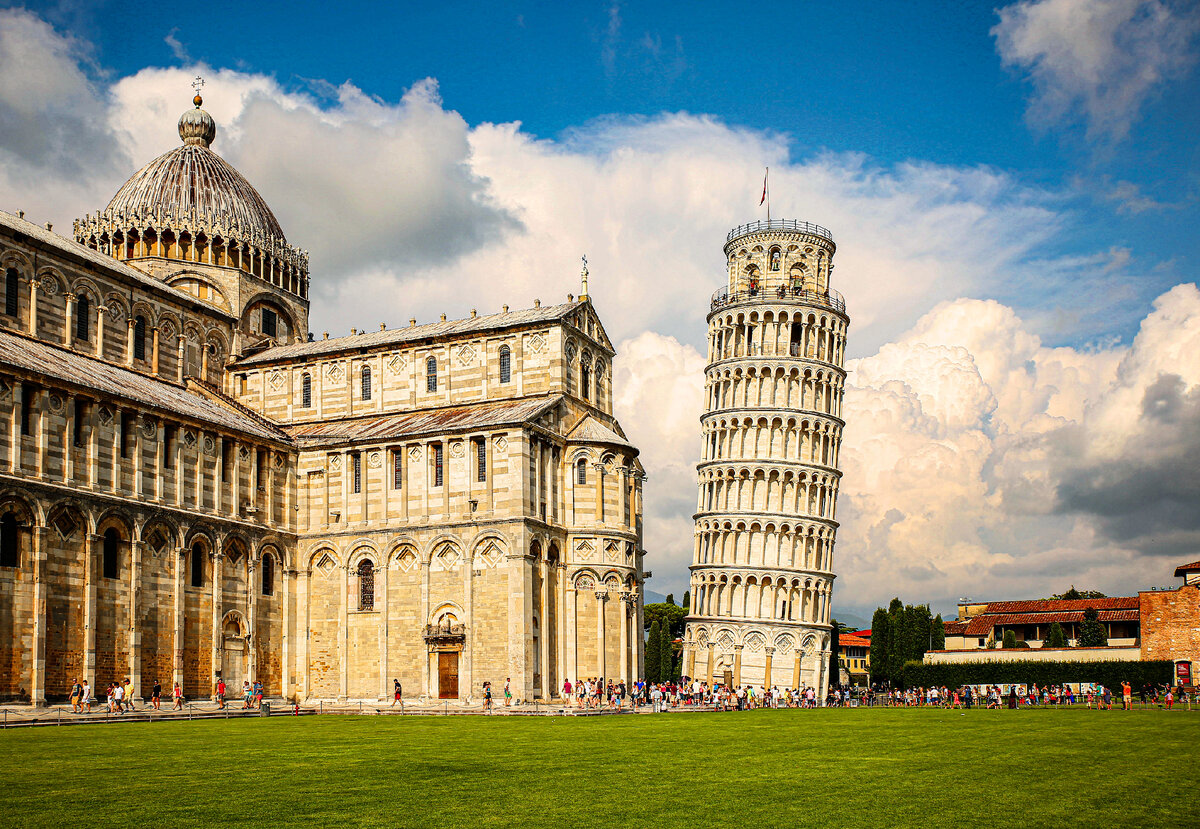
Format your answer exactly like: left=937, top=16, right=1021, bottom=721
left=203, top=435, right=216, bottom=455
left=97, top=406, right=114, bottom=426
left=576, top=573, right=595, bottom=590
left=52, top=510, right=79, bottom=541
left=160, top=320, right=175, bottom=340
left=327, top=362, right=344, bottom=383
left=268, top=370, right=284, bottom=391
left=328, top=454, right=342, bottom=471
left=183, top=430, right=197, bottom=448
left=238, top=445, right=250, bottom=460
left=142, top=418, right=157, bottom=439
left=316, top=554, right=337, bottom=577
left=387, top=353, right=407, bottom=374
left=527, top=333, right=546, bottom=354
left=575, top=539, right=594, bottom=560
left=408, top=446, right=422, bottom=461
left=40, top=276, right=59, bottom=295
left=0, top=380, right=10, bottom=400
left=367, top=451, right=382, bottom=469
left=106, top=303, right=125, bottom=322
left=394, top=549, right=417, bottom=572
left=456, top=343, right=475, bottom=366
left=449, top=441, right=465, bottom=459
left=492, top=435, right=507, bottom=451
left=47, top=394, right=64, bottom=414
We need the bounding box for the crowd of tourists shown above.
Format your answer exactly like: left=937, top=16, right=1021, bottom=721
left=857, top=681, right=1194, bottom=710
left=61, top=676, right=271, bottom=714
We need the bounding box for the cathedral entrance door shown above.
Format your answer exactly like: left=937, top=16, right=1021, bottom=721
left=438, top=652, right=459, bottom=699
left=223, top=639, right=245, bottom=692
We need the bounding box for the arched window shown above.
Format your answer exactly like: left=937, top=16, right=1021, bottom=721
left=133, top=315, right=147, bottom=361
left=75, top=294, right=90, bottom=341
left=0, top=512, right=19, bottom=568
left=301, top=373, right=312, bottom=408
left=361, top=365, right=372, bottom=401
left=499, top=345, right=511, bottom=384
left=426, top=357, right=438, bottom=393
left=261, top=555, right=274, bottom=596
left=190, top=542, right=205, bottom=587
left=4, top=269, right=17, bottom=317
left=103, top=528, right=120, bottom=579
left=358, top=559, right=375, bottom=611
left=580, top=363, right=591, bottom=400
left=576, top=458, right=587, bottom=485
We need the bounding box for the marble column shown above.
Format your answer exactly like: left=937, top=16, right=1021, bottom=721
left=29, top=525, right=47, bottom=706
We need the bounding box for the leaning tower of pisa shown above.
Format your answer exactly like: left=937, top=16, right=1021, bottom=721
left=682, top=219, right=848, bottom=698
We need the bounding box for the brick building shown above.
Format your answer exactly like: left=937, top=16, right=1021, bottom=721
left=0, top=92, right=645, bottom=705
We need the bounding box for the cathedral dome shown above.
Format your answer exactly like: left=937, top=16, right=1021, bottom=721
left=103, top=97, right=286, bottom=243
left=74, top=90, right=308, bottom=299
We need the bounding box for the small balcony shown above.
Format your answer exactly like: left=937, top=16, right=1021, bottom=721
left=726, top=219, right=834, bottom=244
left=711, top=285, right=846, bottom=314
left=423, top=622, right=466, bottom=646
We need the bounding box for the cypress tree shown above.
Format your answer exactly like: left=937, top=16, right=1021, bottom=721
left=1045, top=621, right=1067, bottom=648
left=645, top=620, right=661, bottom=682
left=1078, top=607, right=1108, bottom=647
left=888, top=599, right=908, bottom=682
left=682, top=590, right=690, bottom=613
left=666, top=593, right=675, bottom=606
left=931, top=614, right=946, bottom=650
left=658, top=624, right=674, bottom=682
left=869, top=607, right=890, bottom=685
left=829, top=619, right=841, bottom=688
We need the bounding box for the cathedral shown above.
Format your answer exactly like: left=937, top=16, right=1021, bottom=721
left=0, top=91, right=645, bottom=704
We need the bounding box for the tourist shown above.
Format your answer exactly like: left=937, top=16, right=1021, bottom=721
left=69, top=678, right=81, bottom=713
left=1121, top=680, right=1132, bottom=710
left=1102, top=685, right=1112, bottom=710
left=483, top=681, right=493, bottom=713
left=1165, top=687, right=1174, bottom=710
left=504, top=677, right=512, bottom=707
left=562, top=677, right=572, bottom=703
left=392, top=678, right=402, bottom=706
left=253, top=679, right=264, bottom=707
left=216, top=677, right=226, bottom=709
left=80, top=680, right=92, bottom=713
left=111, top=682, right=122, bottom=713
left=172, top=682, right=183, bottom=710
left=651, top=683, right=663, bottom=713
left=242, top=680, right=252, bottom=709
left=122, top=678, right=133, bottom=711
left=151, top=679, right=162, bottom=710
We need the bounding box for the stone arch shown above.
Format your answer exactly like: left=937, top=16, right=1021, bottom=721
left=221, top=609, right=249, bottom=638
left=347, top=543, right=379, bottom=570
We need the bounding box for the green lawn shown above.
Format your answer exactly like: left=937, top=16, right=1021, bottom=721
left=1, top=707, right=1196, bottom=827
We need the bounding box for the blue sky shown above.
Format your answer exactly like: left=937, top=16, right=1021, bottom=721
left=2, top=1, right=1199, bottom=609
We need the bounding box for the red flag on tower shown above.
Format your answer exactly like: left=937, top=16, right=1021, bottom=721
left=760, top=167, right=769, bottom=206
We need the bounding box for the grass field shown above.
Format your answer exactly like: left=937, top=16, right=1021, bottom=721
left=2, top=707, right=1197, bottom=827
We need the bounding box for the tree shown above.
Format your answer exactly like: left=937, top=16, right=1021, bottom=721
left=1050, top=586, right=1107, bottom=600
left=1078, top=607, right=1108, bottom=647
left=869, top=607, right=890, bottom=685
left=665, top=593, right=675, bottom=606
left=829, top=618, right=841, bottom=687
left=1002, top=629, right=1018, bottom=649
left=682, top=590, right=690, bottom=613
left=658, top=624, right=675, bottom=683
left=644, top=602, right=687, bottom=638
left=930, top=614, right=946, bottom=651
left=645, top=620, right=662, bottom=682
left=1045, top=621, right=1067, bottom=648
left=887, top=598, right=905, bottom=682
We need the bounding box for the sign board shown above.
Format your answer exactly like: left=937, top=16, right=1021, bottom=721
left=1176, top=661, right=1192, bottom=686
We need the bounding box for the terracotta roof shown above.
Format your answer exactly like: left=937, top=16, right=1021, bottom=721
left=1175, top=560, right=1200, bottom=576
left=234, top=302, right=588, bottom=367
left=1, top=210, right=233, bottom=318
left=851, top=629, right=871, bottom=639
left=0, top=328, right=289, bottom=443
left=566, top=415, right=637, bottom=452
left=963, top=609, right=1139, bottom=637
left=284, top=395, right=562, bottom=447
left=837, top=634, right=871, bottom=649
left=982, top=597, right=1138, bottom=614
left=943, top=621, right=968, bottom=635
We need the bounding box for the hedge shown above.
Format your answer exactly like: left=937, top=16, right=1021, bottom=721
left=901, top=659, right=1174, bottom=690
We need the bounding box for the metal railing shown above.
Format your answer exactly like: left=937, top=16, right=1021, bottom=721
left=711, top=286, right=846, bottom=314
left=726, top=219, right=833, bottom=244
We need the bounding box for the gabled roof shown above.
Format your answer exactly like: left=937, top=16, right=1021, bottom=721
left=0, top=328, right=288, bottom=443
left=943, top=621, right=968, bottom=636
left=233, top=302, right=586, bottom=367
left=837, top=634, right=871, bottom=650
left=963, top=609, right=1139, bottom=637
left=0, top=210, right=234, bottom=319
left=284, top=395, right=562, bottom=447
left=566, top=414, right=637, bottom=452
left=982, top=597, right=1138, bottom=614
left=1174, top=560, right=1200, bottom=576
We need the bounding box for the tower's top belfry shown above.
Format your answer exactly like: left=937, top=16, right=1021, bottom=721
left=718, top=219, right=842, bottom=313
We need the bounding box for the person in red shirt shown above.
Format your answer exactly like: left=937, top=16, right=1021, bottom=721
left=216, top=678, right=227, bottom=709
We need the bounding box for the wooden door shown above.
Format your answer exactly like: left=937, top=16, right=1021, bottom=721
left=438, top=652, right=459, bottom=699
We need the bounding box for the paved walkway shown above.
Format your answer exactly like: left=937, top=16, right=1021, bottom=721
left=0, top=698, right=653, bottom=728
